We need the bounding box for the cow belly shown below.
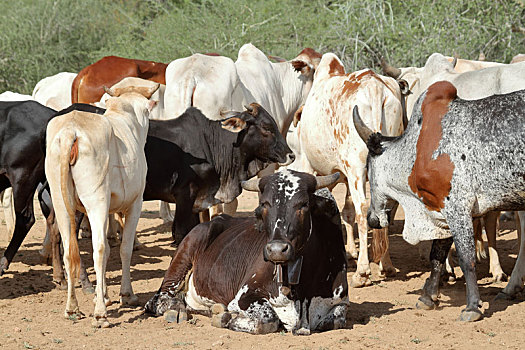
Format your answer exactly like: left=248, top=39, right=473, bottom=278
left=185, top=274, right=215, bottom=311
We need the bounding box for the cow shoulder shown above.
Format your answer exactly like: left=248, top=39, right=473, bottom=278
left=408, top=81, right=457, bottom=212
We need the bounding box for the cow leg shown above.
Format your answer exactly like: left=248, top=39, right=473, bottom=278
left=159, top=201, right=174, bottom=223
left=48, top=209, right=67, bottom=290
left=341, top=185, right=358, bottom=259
left=514, top=211, right=522, bottom=251
left=315, top=303, right=348, bottom=332
left=40, top=225, right=53, bottom=265
left=485, top=211, right=507, bottom=282
left=448, top=213, right=482, bottom=322
left=348, top=175, right=372, bottom=288
left=107, top=214, right=120, bottom=247
left=119, top=200, right=141, bottom=307
left=1, top=188, right=15, bottom=242
left=0, top=183, right=37, bottom=275
left=417, top=237, right=453, bottom=310
left=80, top=215, right=91, bottom=238
left=172, top=193, right=199, bottom=244
left=498, top=211, right=525, bottom=299
left=227, top=298, right=280, bottom=334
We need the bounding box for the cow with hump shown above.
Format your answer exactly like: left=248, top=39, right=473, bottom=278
left=145, top=170, right=348, bottom=335
left=45, top=81, right=159, bottom=328
left=144, top=103, right=294, bottom=243
left=287, top=52, right=406, bottom=287
left=353, top=80, right=525, bottom=321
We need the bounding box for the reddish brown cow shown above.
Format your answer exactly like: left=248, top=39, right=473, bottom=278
left=71, top=56, right=168, bottom=103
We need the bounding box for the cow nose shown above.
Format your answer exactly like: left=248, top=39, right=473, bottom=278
left=367, top=211, right=382, bottom=229
left=265, top=240, right=293, bottom=263
left=280, top=152, right=295, bottom=166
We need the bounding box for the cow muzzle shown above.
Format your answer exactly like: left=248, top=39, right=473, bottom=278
left=264, top=240, right=294, bottom=264
left=279, top=152, right=296, bottom=166
left=367, top=211, right=384, bottom=229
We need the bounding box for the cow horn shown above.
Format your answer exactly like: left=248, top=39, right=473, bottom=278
left=452, top=56, right=458, bottom=68
left=380, top=57, right=401, bottom=78
left=352, top=106, right=374, bottom=144
left=244, top=103, right=259, bottom=116
left=103, top=85, right=115, bottom=97
left=241, top=178, right=260, bottom=192
left=315, top=172, right=340, bottom=189
left=244, top=104, right=253, bottom=112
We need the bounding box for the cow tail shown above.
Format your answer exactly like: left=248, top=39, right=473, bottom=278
left=372, top=228, right=388, bottom=263
left=473, top=218, right=486, bottom=260
left=59, top=130, right=80, bottom=282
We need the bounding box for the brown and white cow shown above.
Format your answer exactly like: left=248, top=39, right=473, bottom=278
left=45, top=82, right=159, bottom=327
left=145, top=170, right=347, bottom=335
left=71, top=55, right=167, bottom=104
left=288, top=53, right=405, bottom=287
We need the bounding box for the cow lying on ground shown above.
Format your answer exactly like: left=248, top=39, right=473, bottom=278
left=145, top=170, right=347, bottom=335
left=353, top=81, right=525, bottom=321
left=287, top=53, right=405, bottom=287
left=45, top=82, right=159, bottom=327
left=144, top=103, right=294, bottom=243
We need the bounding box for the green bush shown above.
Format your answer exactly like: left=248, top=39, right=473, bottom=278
left=0, top=0, right=523, bottom=94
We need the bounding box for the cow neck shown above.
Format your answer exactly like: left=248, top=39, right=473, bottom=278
left=273, top=62, right=311, bottom=134
left=202, top=118, right=252, bottom=202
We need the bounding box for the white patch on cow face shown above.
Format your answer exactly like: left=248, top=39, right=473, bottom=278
left=277, top=169, right=301, bottom=201
left=268, top=289, right=301, bottom=331
left=184, top=274, right=216, bottom=311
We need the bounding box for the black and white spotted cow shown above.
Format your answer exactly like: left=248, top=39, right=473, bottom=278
left=353, top=80, right=525, bottom=322
left=145, top=170, right=348, bottom=334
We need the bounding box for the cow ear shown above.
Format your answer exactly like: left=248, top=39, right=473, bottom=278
left=291, top=60, right=312, bottom=75
left=221, top=117, right=247, bottom=133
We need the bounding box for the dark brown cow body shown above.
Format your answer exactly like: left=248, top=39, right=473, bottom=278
left=71, top=56, right=167, bottom=104
left=145, top=171, right=348, bottom=335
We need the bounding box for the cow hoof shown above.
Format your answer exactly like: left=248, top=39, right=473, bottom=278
left=211, top=303, right=227, bottom=315
left=92, top=316, right=111, bottom=328
left=493, top=272, right=508, bottom=283
left=211, top=312, right=232, bottom=328
left=54, top=279, right=67, bottom=290
left=350, top=273, right=372, bottom=288
left=458, top=309, right=483, bottom=322
left=120, top=294, right=139, bottom=306
left=293, top=327, right=311, bottom=336
left=133, top=241, right=144, bottom=251
left=495, top=291, right=513, bottom=301
left=64, top=309, right=84, bottom=320
left=108, top=236, right=120, bottom=248
left=0, top=256, right=8, bottom=275
left=381, top=265, right=397, bottom=278
left=345, top=249, right=358, bottom=260
left=164, top=309, right=188, bottom=323
left=416, top=296, right=438, bottom=310
left=80, top=228, right=92, bottom=239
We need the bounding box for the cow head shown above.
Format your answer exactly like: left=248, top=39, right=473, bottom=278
left=352, top=105, right=398, bottom=229
left=241, top=170, right=340, bottom=271
left=221, top=103, right=295, bottom=166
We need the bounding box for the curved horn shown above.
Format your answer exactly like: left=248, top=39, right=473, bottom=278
left=352, top=106, right=374, bottom=144
left=451, top=56, right=458, bottom=68
left=380, top=57, right=401, bottom=78
left=241, top=178, right=261, bottom=192
left=103, top=85, right=115, bottom=97
left=315, top=172, right=340, bottom=189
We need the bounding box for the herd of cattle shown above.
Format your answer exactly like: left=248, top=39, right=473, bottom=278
left=0, top=44, right=524, bottom=334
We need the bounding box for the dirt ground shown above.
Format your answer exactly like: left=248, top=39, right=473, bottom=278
left=1, top=183, right=524, bottom=350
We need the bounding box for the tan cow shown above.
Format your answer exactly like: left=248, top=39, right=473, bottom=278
left=289, top=53, right=405, bottom=287
left=45, top=82, right=158, bottom=327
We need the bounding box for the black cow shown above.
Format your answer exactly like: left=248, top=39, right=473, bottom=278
left=0, top=102, right=104, bottom=275
left=145, top=170, right=348, bottom=335
left=143, top=103, right=294, bottom=242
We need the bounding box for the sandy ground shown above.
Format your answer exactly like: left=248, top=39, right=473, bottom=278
left=1, top=183, right=524, bottom=350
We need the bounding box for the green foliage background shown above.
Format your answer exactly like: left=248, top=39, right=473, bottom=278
left=1, top=0, right=523, bottom=94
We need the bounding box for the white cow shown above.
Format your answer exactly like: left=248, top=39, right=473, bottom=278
left=32, top=72, right=77, bottom=111
left=45, top=82, right=159, bottom=327
left=289, top=53, right=405, bottom=287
